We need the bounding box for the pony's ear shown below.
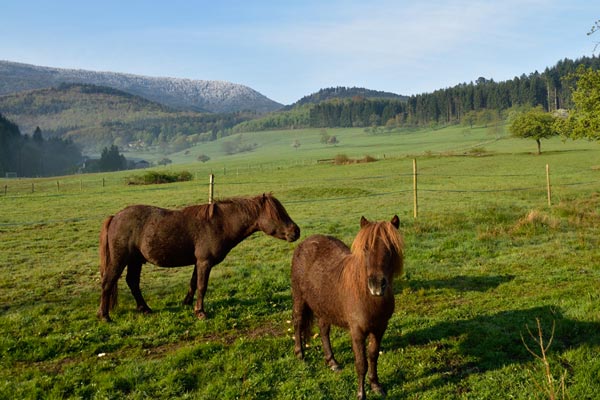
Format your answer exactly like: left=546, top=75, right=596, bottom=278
left=391, top=215, right=400, bottom=229
left=360, top=216, right=370, bottom=228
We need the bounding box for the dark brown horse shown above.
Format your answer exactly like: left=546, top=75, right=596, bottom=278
left=291, top=215, right=403, bottom=400
left=98, top=193, right=300, bottom=322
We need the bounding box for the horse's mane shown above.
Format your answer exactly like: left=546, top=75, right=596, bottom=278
left=350, top=221, right=404, bottom=275
left=183, top=193, right=283, bottom=221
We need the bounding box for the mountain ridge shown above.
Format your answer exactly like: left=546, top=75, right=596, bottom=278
left=0, top=83, right=254, bottom=151
left=0, top=60, right=283, bottom=113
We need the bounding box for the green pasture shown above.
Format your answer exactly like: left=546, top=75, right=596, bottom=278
left=1, top=125, right=599, bottom=399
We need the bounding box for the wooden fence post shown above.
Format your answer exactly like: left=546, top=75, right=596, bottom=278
left=546, top=164, right=552, bottom=207
left=208, top=174, right=215, bottom=204
left=413, top=159, right=418, bottom=218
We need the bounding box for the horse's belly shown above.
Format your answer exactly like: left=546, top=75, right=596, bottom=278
left=304, top=291, right=351, bottom=328
left=141, top=242, right=195, bottom=268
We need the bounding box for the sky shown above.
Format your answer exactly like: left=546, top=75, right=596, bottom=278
left=1, top=1, right=598, bottom=105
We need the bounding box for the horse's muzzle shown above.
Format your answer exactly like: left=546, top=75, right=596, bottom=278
left=286, top=224, right=300, bottom=242
left=368, top=276, right=387, bottom=296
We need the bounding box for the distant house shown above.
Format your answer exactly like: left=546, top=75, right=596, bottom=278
left=133, top=160, right=150, bottom=169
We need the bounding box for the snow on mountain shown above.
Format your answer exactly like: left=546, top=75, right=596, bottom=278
left=0, top=60, right=282, bottom=113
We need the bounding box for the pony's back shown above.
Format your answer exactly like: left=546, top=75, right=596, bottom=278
left=291, top=234, right=353, bottom=328
left=291, top=234, right=349, bottom=290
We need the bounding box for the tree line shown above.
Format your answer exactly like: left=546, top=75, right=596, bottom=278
left=0, top=113, right=82, bottom=177
left=234, top=56, right=600, bottom=132
left=508, top=64, right=600, bottom=153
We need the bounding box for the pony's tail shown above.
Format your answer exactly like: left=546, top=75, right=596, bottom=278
left=99, top=215, right=118, bottom=311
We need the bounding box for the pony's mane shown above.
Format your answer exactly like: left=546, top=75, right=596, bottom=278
left=350, top=221, right=404, bottom=274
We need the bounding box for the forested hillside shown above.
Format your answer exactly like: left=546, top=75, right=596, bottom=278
left=284, top=86, right=406, bottom=109
left=0, top=84, right=255, bottom=152
left=0, top=113, right=81, bottom=177
left=234, top=56, right=600, bottom=132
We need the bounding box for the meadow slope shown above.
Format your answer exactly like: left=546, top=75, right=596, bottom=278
left=1, top=125, right=599, bottom=399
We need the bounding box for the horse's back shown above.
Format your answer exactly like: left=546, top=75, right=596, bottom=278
left=108, top=205, right=168, bottom=241
left=106, top=204, right=196, bottom=267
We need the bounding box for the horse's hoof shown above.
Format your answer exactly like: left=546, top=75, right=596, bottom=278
left=99, top=316, right=112, bottom=323
left=195, top=310, right=207, bottom=320
left=182, top=295, right=194, bottom=306
left=137, top=306, right=152, bottom=314
left=97, top=311, right=112, bottom=322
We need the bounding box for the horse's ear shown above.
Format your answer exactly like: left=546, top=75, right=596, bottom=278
left=391, top=215, right=400, bottom=229
left=360, top=216, right=370, bottom=228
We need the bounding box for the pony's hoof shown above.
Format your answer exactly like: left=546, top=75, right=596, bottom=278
left=328, top=360, right=342, bottom=372
left=182, top=295, right=194, bottom=306
left=137, top=305, right=152, bottom=314
left=195, top=310, right=207, bottom=320
left=371, top=383, right=386, bottom=397
left=97, top=311, right=112, bottom=322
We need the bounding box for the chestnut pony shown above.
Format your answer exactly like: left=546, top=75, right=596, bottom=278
left=98, top=193, right=299, bottom=322
left=291, top=215, right=403, bottom=400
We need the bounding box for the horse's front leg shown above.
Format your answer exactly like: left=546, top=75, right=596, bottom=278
left=193, top=259, right=212, bottom=319
left=350, top=328, right=368, bottom=400
left=367, top=331, right=386, bottom=396
left=182, top=266, right=197, bottom=306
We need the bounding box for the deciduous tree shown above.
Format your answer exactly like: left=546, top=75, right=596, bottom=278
left=508, top=107, right=558, bottom=154
left=557, top=66, right=600, bottom=141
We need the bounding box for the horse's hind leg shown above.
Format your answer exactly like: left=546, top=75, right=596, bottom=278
left=292, top=297, right=308, bottom=359
left=126, top=261, right=152, bottom=314
left=97, top=262, right=126, bottom=322
left=319, top=321, right=341, bottom=371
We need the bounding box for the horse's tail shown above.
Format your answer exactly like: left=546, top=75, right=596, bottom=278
left=99, top=215, right=118, bottom=311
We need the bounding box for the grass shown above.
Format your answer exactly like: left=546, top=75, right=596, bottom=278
left=0, top=124, right=599, bottom=399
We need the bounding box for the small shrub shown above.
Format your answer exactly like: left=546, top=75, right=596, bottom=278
left=128, top=170, right=193, bottom=185
left=362, top=155, right=377, bottom=163
left=466, top=147, right=489, bottom=156
left=333, top=154, right=377, bottom=165
left=334, top=154, right=350, bottom=164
